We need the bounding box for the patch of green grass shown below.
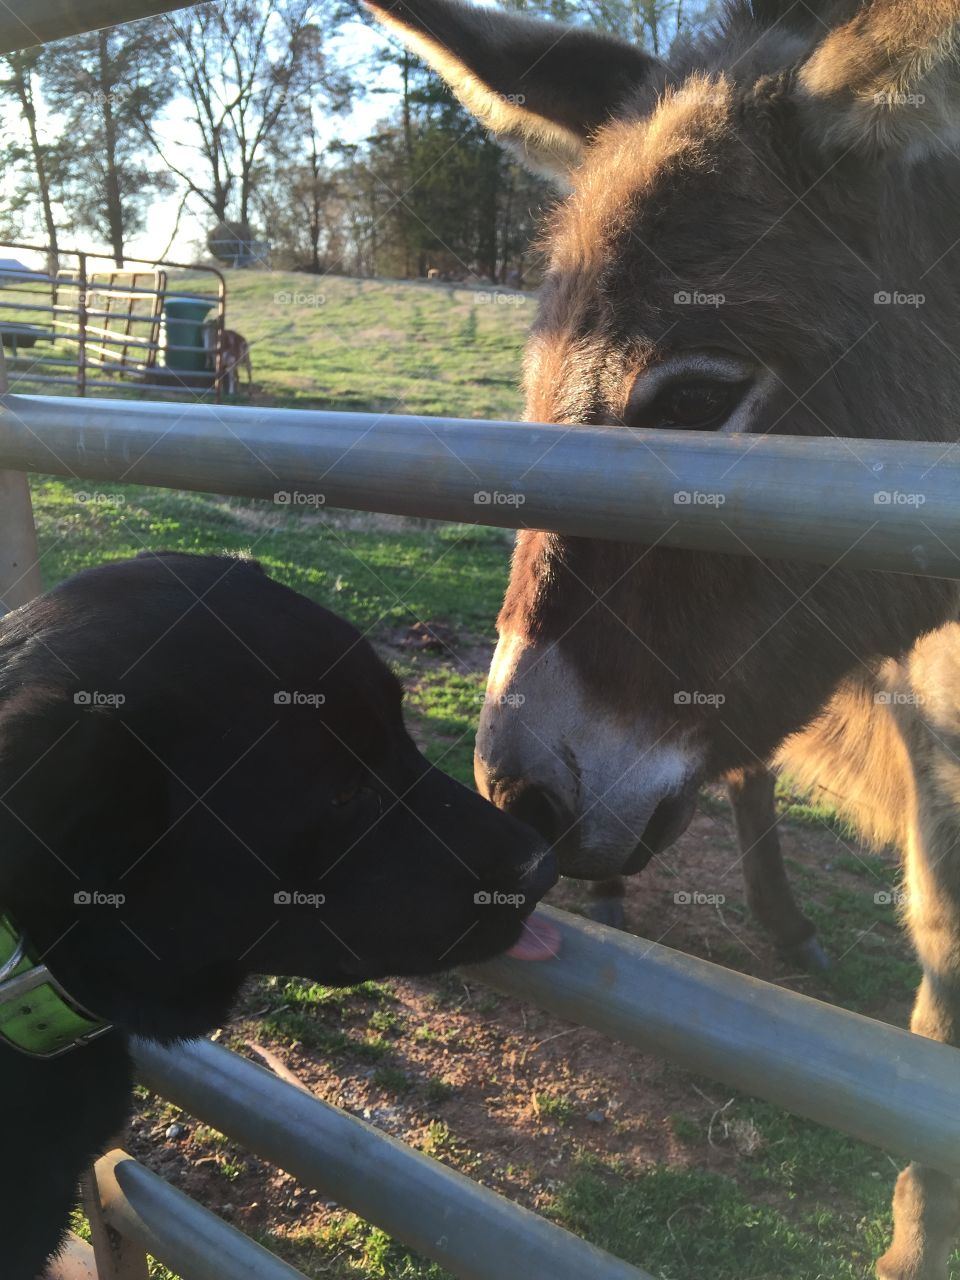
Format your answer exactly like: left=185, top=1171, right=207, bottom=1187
left=549, top=1161, right=876, bottom=1279
left=192, top=270, right=532, bottom=420
left=423, top=1077, right=456, bottom=1104
left=372, top=1065, right=413, bottom=1094
left=369, top=1009, right=402, bottom=1036
left=264, top=1215, right=451, bottom=1279
left=775, top=775, right=859, bottom=840
left=535, top=1092, right=577, bottom=1124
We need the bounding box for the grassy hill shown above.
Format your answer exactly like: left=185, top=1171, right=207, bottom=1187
left=186, top=268, right=534, bottom=419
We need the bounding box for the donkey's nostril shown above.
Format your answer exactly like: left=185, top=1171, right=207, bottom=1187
left=500, top=783, right=566, bottom=846
left=623, top=786, right=699, bottom=874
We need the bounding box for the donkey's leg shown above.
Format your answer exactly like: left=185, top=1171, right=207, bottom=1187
left=727, top=766, right=829, bottom=971
left=586, top=877, right=626, bottom=929
left=877, top=830, right=960, bottom=1280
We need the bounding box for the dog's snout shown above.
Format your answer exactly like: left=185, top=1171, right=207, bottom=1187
left=516, top=846, right=558, bottom=903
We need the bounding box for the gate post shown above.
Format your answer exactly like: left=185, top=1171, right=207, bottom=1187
left=0, top=343, right=42, bottom=613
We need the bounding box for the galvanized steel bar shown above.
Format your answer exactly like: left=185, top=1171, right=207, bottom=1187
left=94, top=1150, right=310, bottom=1280
left=0, top=394, right=957, bottom=576
left=0, top=353, right=41, bottom=614
left=133, top=1037, right=651, bottom=1280
left=470, top=906, right=960, bottom=1177
left=0, top=0, right=196, bottom=52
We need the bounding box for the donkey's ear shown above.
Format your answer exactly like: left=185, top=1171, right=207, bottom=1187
left=797, top=1, right=960, bottom=157
left=363, top=0, right=671, bottom=187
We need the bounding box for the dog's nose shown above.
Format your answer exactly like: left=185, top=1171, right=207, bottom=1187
left=516, top=846, right=558, bottom=903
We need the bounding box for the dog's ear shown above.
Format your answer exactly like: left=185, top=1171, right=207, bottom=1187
left=796, top=0, right=960, bottom=157
left=363, top=0, right=672, bottom=187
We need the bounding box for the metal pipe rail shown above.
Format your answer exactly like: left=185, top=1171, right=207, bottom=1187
left=93, top=1150, right=310, bottom=1280
left=0, top=1, right=196, bottom=52
left=469, top=906, right=960, bottom=1177
left=133, top=1036, right=651, bottom=1280
left=0, top=393, right=957, bottom=576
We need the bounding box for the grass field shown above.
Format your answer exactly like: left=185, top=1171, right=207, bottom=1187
left=45, top=269, right=941, bottom=1279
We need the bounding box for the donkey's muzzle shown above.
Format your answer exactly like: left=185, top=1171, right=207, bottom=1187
left=621, top=784, right=699, bottom=875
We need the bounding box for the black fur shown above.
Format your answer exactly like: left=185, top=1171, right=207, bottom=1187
left=0, top=553, right=552, bottom=1277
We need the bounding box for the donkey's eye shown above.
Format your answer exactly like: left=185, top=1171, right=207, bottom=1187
left=643, top=380, right=749, bottom=431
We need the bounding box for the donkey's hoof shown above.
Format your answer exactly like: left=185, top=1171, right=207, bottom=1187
left=587, top=898, right=626, bottom=931
left=783, top=934, right=830, bottom=972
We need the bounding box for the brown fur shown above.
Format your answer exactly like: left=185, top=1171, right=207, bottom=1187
left=368, top=1, right=960, bottom=1275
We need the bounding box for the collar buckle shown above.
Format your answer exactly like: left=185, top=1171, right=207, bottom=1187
left=0, top=915, right=112, bottom=1058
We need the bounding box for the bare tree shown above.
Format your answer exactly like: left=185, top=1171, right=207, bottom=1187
left=0, top=48, right=63, bottom=273
left=140, top=0, right=348, bottom=242
left=41, top=19, right=174, bottom=266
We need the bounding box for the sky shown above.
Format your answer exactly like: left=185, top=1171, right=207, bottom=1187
left=4, top=11, right=402, bottom=271
left=126, top=14, right=401, bottom=264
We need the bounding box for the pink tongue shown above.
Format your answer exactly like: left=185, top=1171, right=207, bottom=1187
left=506, top=913, right=563, bottom=961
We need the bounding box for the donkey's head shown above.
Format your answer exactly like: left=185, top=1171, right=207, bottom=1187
left=368, top=0, right=960, bottom=878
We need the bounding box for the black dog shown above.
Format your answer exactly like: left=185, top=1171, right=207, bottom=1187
left=0, top=552, right=555, bottom=1278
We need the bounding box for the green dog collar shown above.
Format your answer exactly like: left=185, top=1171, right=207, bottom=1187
left=0, top=913, right=111, bottom=1057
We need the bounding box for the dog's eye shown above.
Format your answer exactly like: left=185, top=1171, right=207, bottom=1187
left=631, top=380, right=749, bottom=431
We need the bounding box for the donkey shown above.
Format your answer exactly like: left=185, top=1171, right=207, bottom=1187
left=367, top=0, right=960, bottom=1275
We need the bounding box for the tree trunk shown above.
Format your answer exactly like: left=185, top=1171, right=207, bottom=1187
left=12, top=57, right=59, bottom=276
left=98, top=31, right=125, bottom=267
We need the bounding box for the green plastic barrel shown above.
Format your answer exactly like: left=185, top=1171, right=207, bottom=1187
left=163, top=296, right=213, bottom=371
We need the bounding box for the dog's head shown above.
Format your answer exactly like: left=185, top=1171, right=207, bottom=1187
left=0, top=553, right=554, bottom=1040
